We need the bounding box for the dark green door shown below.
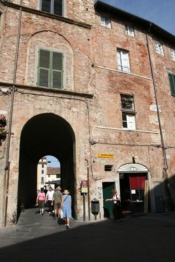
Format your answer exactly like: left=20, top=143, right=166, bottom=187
left=103, top=182, right=115, bottom=218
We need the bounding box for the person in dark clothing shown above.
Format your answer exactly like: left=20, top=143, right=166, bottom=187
left=106, top=189, right=123, bottom=222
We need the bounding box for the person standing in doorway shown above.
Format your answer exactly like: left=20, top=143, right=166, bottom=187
left=62, top=189, right=72, bottom=229
left=106, top=189, right=122, bottom=222
left=46, top=187, right=54, bottom=215
left=36, top=188, right=46, bottom=215
left=52, top=186, right=62, bottom=220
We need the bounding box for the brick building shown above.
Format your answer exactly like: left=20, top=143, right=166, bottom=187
left=0, top=0, right=175, bottom=226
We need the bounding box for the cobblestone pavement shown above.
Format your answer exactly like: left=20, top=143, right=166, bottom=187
left=0, top=208, right=175, bottom=262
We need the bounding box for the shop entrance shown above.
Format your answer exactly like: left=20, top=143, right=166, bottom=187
left=120, top=173, right=148, bottom=214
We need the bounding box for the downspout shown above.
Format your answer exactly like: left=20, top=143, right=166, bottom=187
left=146, top=25, right=168, bottom=171
left=4, top=0, right=23, bottom=227
left=146, top=24, right=169, bottom=211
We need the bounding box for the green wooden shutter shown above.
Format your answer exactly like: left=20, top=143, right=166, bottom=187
left=52, top=52, right=63, bottom=88
left=38, top=50, right=50, bottom=87
left=54, top=0, right=62, bottom=16
left=41, top=0, right=51, bottom=13
left=168, top=73, right=175, bottom=96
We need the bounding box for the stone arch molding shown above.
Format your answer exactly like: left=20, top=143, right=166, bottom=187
left=26, top=31, right=73, bottom=90
left=118, top=163, right=148, bottom=172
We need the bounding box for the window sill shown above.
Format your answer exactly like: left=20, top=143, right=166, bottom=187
left=95, top=125, right=158, bottom=134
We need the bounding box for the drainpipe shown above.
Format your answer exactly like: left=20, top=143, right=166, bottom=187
left=146, top=25, right=168, bottom=211
left=4, top=0, right=23, bottom=227
left=146, top=28, right=168, bottom=171
left=85, top=159, right=91, bottom=221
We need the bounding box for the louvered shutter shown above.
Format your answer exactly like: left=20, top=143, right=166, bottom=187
left=101, top=16, right=105, bottom=26
left=168, top=73, right=175, bottom=96
left=117, top=51, right=122, bottom=71
left=54, top=0, right=62, bottom=16
left=121, top=51, right=130, bottom=73
left=52, top=52, right=63, bottom=88
left=38, top=50, right=50, bottom=87
left=126, top=115, right=136, bottom=130
left=41, top=0, right=51, bottom=13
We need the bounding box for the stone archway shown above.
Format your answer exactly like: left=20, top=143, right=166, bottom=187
left=18, top=113, right=76, bottom=217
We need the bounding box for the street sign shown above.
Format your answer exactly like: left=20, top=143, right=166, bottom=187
left=98, top=154, right=114, bottom=158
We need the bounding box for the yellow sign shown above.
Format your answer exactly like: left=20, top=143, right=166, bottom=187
left=98, top=154, right=114, bottom=158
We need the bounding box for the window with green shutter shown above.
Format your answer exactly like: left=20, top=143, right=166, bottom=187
left=38, top=49, right=63, bottom=89
left=41, top=0, right=63, bottom=16
left=168, top=73, right=175, bottom=96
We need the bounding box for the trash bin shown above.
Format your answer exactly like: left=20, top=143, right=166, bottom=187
left=91, top=198, right=99, bottom=220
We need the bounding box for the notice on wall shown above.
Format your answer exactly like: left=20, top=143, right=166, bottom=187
left=98, top=153, right=114, bottom=158
left=144, top=180, right=148, bottom=213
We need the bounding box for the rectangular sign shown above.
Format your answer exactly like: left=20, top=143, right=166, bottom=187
left=98, top=154, right=114, bottom=158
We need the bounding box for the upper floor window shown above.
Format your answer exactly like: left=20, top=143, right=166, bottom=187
left=155, top=40, right=164, bottom=56
left=37, top=49, right=63, bottom=89
left=121, top=95, right=136, bottom=130
left=170, top=49, right=175, bottom=61
left=41, top=0, right=63, bottom=16
left=101, top=15, right=111, bottom=28
left=117, top=49, right=130, bottom=73
left=168, top=73, right=175, bottom=96
left=125, top=25, right=134, bottom=36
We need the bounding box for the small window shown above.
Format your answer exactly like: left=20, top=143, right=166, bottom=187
left=168, top=73, right=175, bottom=96
left=170, top=49, right=175, bottom=61
left=121, top=95, right=135, bottom=130
left=117, top=49, right=130, bottom=73
left=155, top=40, right=164, bottom=56
left=42, top=164, right=44, bottom=168
left=37, top=49, right=63, bottom=89
left=101, top=15, right=111, bottom=28
left=48, top=175, right=50, bottom=177
left=105, top=165, right=113, bottom=171
left=125, top=25, right=134, bottom=36
left=121, top=94, right=134, bottom=111
left=41, top=177, right=44, bottom=184
left=41, top=0, right=63, bottom=16
left=41, top=170, right=44, bottom=174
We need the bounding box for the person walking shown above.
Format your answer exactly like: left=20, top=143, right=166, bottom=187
left=106, top=189, right=123, bottom=222
left=52, top=186, right=62, bottom=220
left=62, top=189, right=72, bottom=229
left=36, top=188, right=46, bottom=215
left=46, top=187, right=54, bottom=215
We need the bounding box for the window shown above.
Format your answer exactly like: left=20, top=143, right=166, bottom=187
left=41, top=0, right=63, bottom=16
left=101, top=15, right=111, bottom=28
left=56, top=174, right=59, bottom=178
left=168, top=73, right=175, bottom=96
left=48, top=175, right=50, bottom=177
left=121, top=95, right=136, bottom=130
left=37, top=49, right=63, bottom=89
left=41, top=170, right=44, bottom=174
left=170, top=49, right=175, bottom=61
left=105, top=165, right=113, bottom=171
left=155, top=40, right=164, bottom=55
left=125, top=25, right=134, bottom=36
left=41, top=177, right=44, bottom=184
left=42, top=164, right=44, bottom=168
left=117, top=49, right=130, bottom=73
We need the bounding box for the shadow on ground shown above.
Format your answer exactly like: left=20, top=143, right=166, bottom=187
left=0, top=208, right=175, bottom=262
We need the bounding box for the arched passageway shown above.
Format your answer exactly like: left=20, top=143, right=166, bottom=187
left=18, top=113, right=76, bottom=217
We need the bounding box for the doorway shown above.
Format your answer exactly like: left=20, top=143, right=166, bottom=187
left=102, top=182, right=115, bottom=218
left=119, top=173, right=148, bottom=214
left=18, top=113, right=76, bottom=219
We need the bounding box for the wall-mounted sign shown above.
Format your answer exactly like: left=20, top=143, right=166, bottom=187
left=98, top=154, right=114, bottom=158
left=81, top=180, right=88, bottom=193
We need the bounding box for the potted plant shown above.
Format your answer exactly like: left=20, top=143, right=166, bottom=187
left=0, top=114, right=7, bottom=126
left=0, top=127, right=7, bottom=136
